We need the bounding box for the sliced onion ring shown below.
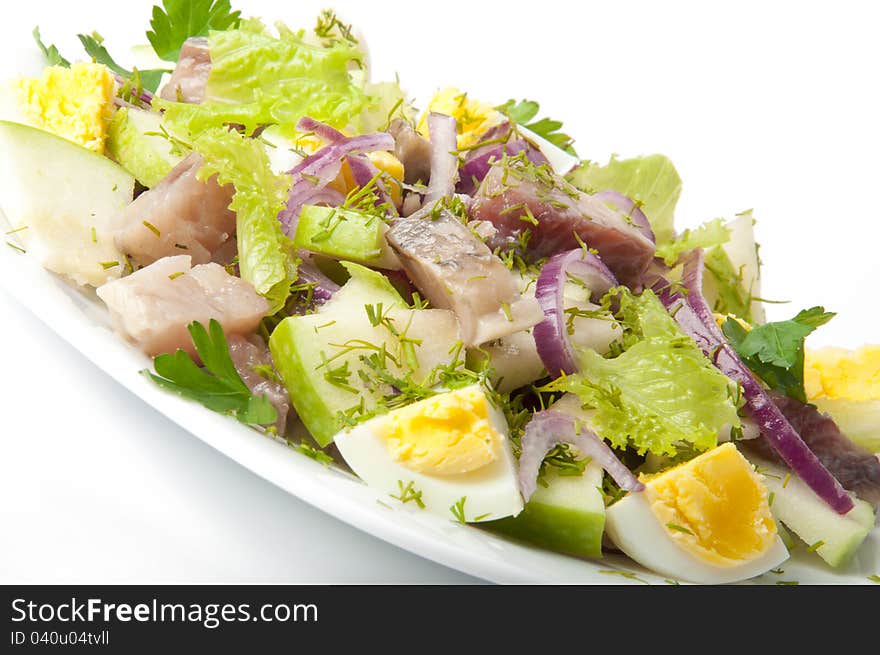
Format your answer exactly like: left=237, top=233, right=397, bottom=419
left=652, top=249, right=854, bottom=515
left=534, top=249, right=617, bottom=378
left=518, top=410, right=643, bottom=502
left=295, top=256, right=340, bottom=306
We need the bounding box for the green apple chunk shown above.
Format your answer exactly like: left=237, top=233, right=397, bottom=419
left=485, top=462, right=605, bottom=558
left=0, top=120, right=134, bottom=286
left=269, top=262, right=461, bottom=446
left=746, top=452, right=875, bottom=568
left=106, top=107, right=185, bottom=188
left=293, top=205, right=400, bottom=270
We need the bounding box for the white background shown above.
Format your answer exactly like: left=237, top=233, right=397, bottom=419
left=0, top=0, right=878, bottom=583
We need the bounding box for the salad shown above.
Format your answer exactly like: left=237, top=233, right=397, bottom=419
left=1, top=1, right=878, bottom=585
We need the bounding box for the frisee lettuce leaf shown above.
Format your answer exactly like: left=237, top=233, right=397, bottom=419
left=188, top=127, right=295, bottom=313
left=157, top=20, right=366, bottom=139
left=548, top=289, right=740, bottom=457
left=147, top=0, right=242, bottom=62
left=722, top=307, right=835, bottom=402
left=566, top=154, right=682, bottom=245
left=654, top=218, right=730, bottom=266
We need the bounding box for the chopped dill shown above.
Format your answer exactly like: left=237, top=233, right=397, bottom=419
left=450, top=496, right=468, bottom=524
left=598, top=569, right=649, bottom=584
left=666, top=523, right=695, bottom=536
left=390, top=480, right=426, bottom=509
left=142, top=220, right=161, bottom=237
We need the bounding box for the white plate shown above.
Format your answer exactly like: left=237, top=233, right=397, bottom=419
left=2, top=0, right=878, bottom=585
left=2, top=208, right=878, bottom=586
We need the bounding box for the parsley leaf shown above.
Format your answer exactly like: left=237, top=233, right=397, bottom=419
left=78, top=33, right=166, bottom=93
left=32, top=26, right=70, bottom=67
left=496, top=98, right=576, bottom=155
left=144, top=319, right=278, bottom=425
left=147, top=0, right=242, bottom=63
left=723, top=307, right=835, bottom=402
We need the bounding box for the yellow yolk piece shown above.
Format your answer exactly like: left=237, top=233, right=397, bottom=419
left=714, top=312, right=751, bottom=332
left=16, top=63, right=116, bottom=153
left=641, top=443, right=777, bottom=566
left=376, top=387, right=499, bottom=476
left=418, top=87, right=505, bottom=149
left=327, top=151, right=405, bottom=205
left=804, top=346, right=880, bottom=402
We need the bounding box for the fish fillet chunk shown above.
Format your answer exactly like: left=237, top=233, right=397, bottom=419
left=96, top=255, right=268, bottom=356
left=114, top=153, right=236, bottom=268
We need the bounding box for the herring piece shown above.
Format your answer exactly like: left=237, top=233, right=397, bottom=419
left=114, top=153, right=236, bottom=268
left=96, top=255, right=268, bottom=356
left=388, top=118, right=431, bottom=185
left=386, top=211, right=543, bottom=346
left=159, top=37, right=211, bottom=104
left=228, top=334, right=292, bottom=435
left=472, top=163, right=656, bottom=288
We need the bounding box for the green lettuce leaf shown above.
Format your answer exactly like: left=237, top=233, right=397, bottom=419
left=566, top=154, right=682, bottom=245
left=550, top=289, right=740, bottom=457
left=190, top=127, right=295, bottom=313
left=654, top=218, right=730, bottom=266
left=157, top=20, right=366, bottom=138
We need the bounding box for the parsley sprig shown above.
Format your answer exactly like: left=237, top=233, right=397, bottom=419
left=496, top=98, right=576, bottom=155
left=144, top=319, right=277, bottom=426
left=722, top=307, right=835, bottom=402
left=147, top=0, right=242, bottom=62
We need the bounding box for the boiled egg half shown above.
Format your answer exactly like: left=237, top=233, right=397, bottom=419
left=605, top=443, right=789, bottom=584
left=334, top=385, right=524, bottom=523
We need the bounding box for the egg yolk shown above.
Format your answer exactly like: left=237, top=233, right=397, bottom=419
left=376, top=387, right=499, bottom=476
left=418, top=87, right=504, bottom=149
left=642, top=443, right=777, bottom=566
left=805, top=346, right=880, bottom=402
left=16, top=63, right=116, bottom=153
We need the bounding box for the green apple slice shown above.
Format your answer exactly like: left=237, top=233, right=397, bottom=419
left=269, top=262, right=460, bottom=445
left=294, top=205, right=401, bottom=270
left=106, top=107, right=185, bottom=188
left=0, top=120, right=134, bottom=286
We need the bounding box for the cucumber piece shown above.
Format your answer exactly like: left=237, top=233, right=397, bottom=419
left=106, top=107, right=184, bottom=188
left=486, top=462, right=605, bottom=558
left=748, top=453, right=875, bottom=568
left=294, top=205, right=400, bottom=270
left=269, top=263, right=460, bottom=445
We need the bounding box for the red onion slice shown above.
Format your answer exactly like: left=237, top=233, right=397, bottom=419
left=422, top=112, right=459, bottom=206
left=295, top=256, right=340, bottom=306
left=533, top=249, right=618, bottom=378
left=296, top=116, right=346, bottom=143
left=114, top=73, right=154, bottom=108
left=458, top=139, right=549, bottom=196
left=593, top=190, right=655, bottom=243
left=518, top=410, right=644, bottom=502
left=653, top=250, right=854, bottom=514
left=278, top=129, right=396, bottom=232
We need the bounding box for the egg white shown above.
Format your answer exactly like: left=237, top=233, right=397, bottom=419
left=334, top=388, right=524, bottom=523
left=605, top=492, right=789, bottom=584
